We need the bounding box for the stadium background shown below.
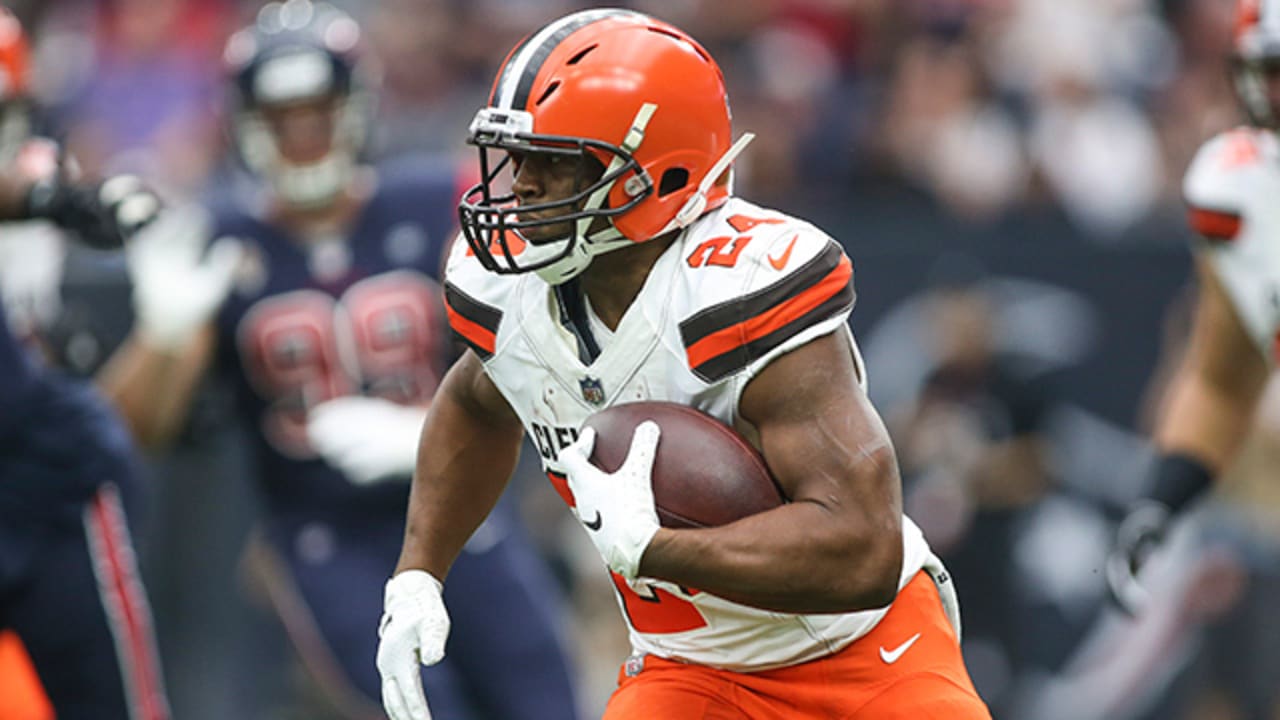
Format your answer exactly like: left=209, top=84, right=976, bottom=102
left=4, top=0, right=1279, bottom=718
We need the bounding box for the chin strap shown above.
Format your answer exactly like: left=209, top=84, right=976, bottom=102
left=539, top=103, right=658, bottom=284
left=656, top=132, right=756, bottom=236
left=576, top=102, right=658, bottom=245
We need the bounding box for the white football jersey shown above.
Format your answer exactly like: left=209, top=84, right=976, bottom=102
left=443, top=197, right=932, bottom=671
left=1184, top=126, right=1280, bottom=364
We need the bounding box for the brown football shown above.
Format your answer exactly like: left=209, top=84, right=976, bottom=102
left=582, top=401, right=785, bottom=529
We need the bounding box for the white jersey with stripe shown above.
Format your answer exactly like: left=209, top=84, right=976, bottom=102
left=1183, top=126, right=1280, bottom=364
left=443, top=197, right=932, bottom=671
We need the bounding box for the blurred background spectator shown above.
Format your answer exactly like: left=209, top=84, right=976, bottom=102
left=3, top=0, right=1276, bottom=718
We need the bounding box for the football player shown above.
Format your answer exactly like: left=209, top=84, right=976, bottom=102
left=97, top=2, right=580, bottom=718
left=0, top=6, right=170, bottom=720
left=376, top=9, right=992, bottom=720
left=1106, top=0, right=1280, bottom=614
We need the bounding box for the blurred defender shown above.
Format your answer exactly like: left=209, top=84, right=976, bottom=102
left=0, top=6, right=170, bottom=719
left=377, top=9, right=991, bottom=720
left=1107, top=0, right=1280, bottom=611
left=97, top=2, right=580, bottom=718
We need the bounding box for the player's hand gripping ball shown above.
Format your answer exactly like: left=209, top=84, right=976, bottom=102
left=582, top=401, right=785, bottom=529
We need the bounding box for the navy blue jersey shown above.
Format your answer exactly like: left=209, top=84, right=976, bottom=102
left=212, top=161, right=457, bottom=516
left=0, top=310, right=140, bottom=532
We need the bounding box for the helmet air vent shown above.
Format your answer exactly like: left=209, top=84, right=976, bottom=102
left=646, top=26, right=710, bottom=62
left=536, top=80, right=561, bottom=106
left=566, top=44, right=597, bottom=65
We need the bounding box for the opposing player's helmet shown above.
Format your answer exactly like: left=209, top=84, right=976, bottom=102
left=459, top=9, right=754, bottom=284
left=0, top=6, right=31, bottom=165
left=223, top=0, right=372, bottom=208
left=1233, top=0, right=1280, bottom=127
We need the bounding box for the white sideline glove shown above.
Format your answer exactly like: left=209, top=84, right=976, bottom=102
left=0, top=223, right=65, bottom=336
left=1105, top=501, right=1170, bottom=615
left=306, top=396, right=426, bottom=485
left=125, top=204, right=243, bottom=350
left=377, top=570, right=449, bottom=720
left=559, top=421, right=662, bottom=580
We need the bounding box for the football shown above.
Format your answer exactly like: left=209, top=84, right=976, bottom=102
left=582, top=401, right=785, bottom=529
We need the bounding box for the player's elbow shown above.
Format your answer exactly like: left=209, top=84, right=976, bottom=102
left=831, top=454, right=905, bottom=610
left=806, top=512, right=902, bottom=612
left=864, top=535, right=904, bottom=609
left=839, top=530, right=902, bottom=611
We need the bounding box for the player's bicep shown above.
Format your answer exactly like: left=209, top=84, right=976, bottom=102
left=739, top=331, right=899, bottom=513
left=431, top=350, right=522, bottom=439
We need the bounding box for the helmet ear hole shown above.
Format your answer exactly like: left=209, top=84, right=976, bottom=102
left=658, top=168, right=689, bottom=197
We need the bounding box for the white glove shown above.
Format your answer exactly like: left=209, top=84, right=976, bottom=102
left=559, top=421, right=662, bottom=580
left=0, top=222, right=65, bottom=336
left=1105, top=501, right=1170, bottom=615
left=306, top=396, right=426, bottom=485
left=377, top=569, right=449, bottom=720
left=125, top=204, right=243, bottom=350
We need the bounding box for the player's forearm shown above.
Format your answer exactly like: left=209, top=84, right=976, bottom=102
left=95, top=327, right=215, bottom=448
left=1155, top=355, right=1265, bottom=474
left=395, top=387, right=522, bottom=580
left=640, top=445, right=904, bottom=614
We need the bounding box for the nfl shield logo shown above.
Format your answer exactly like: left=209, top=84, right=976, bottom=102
left=580, top=376, right=605, bottom=406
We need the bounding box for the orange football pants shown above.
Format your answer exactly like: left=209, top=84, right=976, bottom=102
left=603, top=571, right=991, bottom=719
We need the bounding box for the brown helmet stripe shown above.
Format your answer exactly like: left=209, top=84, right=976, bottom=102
left=491, top=9, right=643, bottom=111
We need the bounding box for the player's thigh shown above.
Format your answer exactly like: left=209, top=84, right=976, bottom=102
left=443, top=514, right=581, bottom=720
left=12, top=487, right=166, bottom=720
left=850, top=672, right=993, bottom=720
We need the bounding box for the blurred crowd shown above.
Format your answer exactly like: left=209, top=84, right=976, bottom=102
left=2, top=0, right=1278, bottom=719
left=0, top=0, right=1244, bottom=235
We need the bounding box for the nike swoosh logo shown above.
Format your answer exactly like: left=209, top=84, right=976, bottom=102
left=879, top=633, right=921, bottom=664
left=583, top=511, right=603, bottom=531
left=768, top=235, right=798, bottom=271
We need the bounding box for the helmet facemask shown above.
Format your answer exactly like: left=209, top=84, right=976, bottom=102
left=234, top=89, right=370, bottom=209
left=459, top=106, right=657, bottom=284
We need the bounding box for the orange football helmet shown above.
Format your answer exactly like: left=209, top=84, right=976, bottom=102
left=1233, top=0, right=1280, bottom=127
left=459, top=9, right=754, bottom=283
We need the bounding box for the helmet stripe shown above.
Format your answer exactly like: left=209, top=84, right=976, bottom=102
left=493, top=8, right=643, bottom=111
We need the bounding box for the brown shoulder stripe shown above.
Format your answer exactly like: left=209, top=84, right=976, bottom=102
left=680, top=242, right=855, bottom=383
left=444, top=282, right=502, bottom=360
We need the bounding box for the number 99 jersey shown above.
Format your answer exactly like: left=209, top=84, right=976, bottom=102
left=443, top=196, right=933, bottom=671
left=1184, top=126, right=1280, bottom=364
left=212, top=161, right=456, bottom=514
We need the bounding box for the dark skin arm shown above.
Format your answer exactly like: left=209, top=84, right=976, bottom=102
left=395, top=350, right=526, bottom=579
left=640, top=331, right=905, bottom=613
